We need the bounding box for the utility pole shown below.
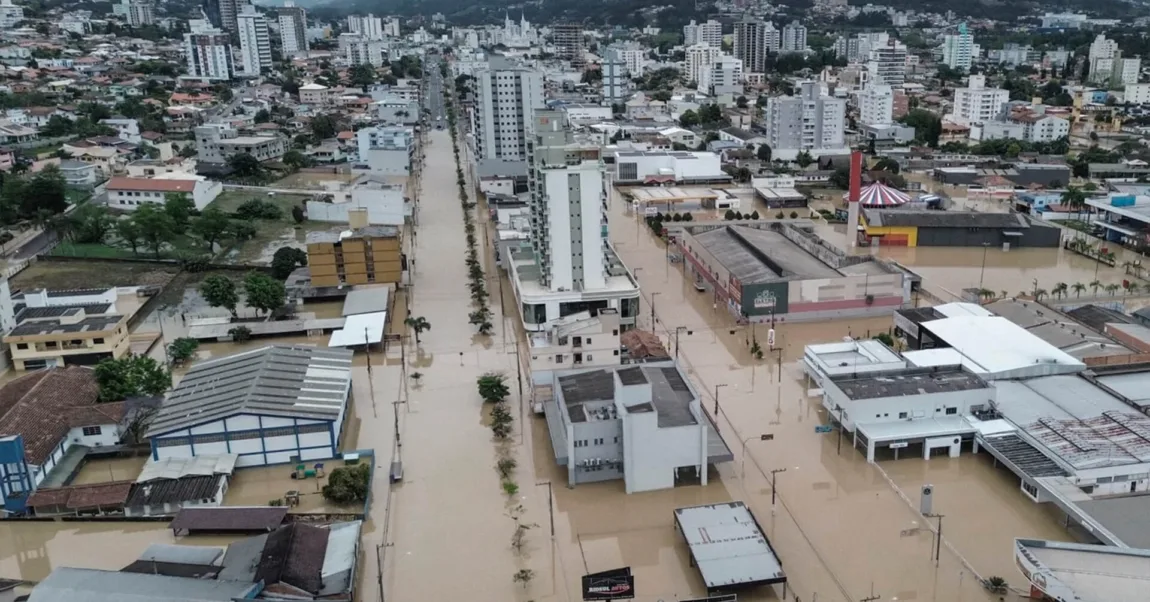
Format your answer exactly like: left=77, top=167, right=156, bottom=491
left=835, top=404, right=844, bottom=454
left=927, top=513, right=945, bottom=566
left=366, top=328, right=378, bottom=418
left=650, top=291, right=661, bottom=329
left=674, top=326, right=689, bottom=359
left=536, top=481, right=555, bottom=537
left=713, top=383, right=728, bottom=430
left=770, top=467, right=786, bottom=506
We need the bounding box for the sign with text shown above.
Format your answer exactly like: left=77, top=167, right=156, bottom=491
left=582, top=567, right=635, bottom=601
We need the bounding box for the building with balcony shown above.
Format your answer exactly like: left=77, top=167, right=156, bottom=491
left=354, top=126, right=413, bottom=175
left=763, top=81, right=847, bottom=160
left=106, top=175, right=222, bottom=211
left=3, top=302, right=130, bottom=371
left=306, top=225, right=403, bottom=287
left=194, top=124, right=286, bottom=166
left=473, top=57, right=544, bottom=173
left=951, top=75, right=1009, bottom=126
left=529, top=309, right=622, bottom=383
left=508, top=110, right=640, bottom=332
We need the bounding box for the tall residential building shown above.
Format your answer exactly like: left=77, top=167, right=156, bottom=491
left=552, top=23, right=585, bottom=68
left=780, top=20, right=808, bottom=54
left=1109, top=58, right=1142, bottom=87
left=700, top=55, right=743, bottom=96
left=474, top=58, right=544, bottom=164
left=835, top=32, right=889, bottom=62
left=340, top=34, right=386, bottom=66
left=236, top=5, right=272, bottom=76
left=683, top=19, right=722, bottom=48
left=602, top=47, right=628, bottom=105
left=1087, top=34, right=1125, bottom=85
left=202, top=0, right=242, bottom=34
left=0, top=0, right=23, bottom=29
left=685, top=44, right=722, bottom=86
left=184, top=20, right=233, bottom=81
left=952, top=75, right=1009, bottom=125
left=733, top=19, right=777, bottom=74
left=940, top=23, right=975, bottom=70
left=120, top=0, right=155, bottom=27
left=866, top=38, right=908, bottom=87
left=347, top=14, right=384, bottom=39
left=859, top=84, right=894, bottom=126
left=383, top=16, right=400, bottom=37
left=277, top=3, right=308, bottom=56
left=764, top=81, right=847, bottom=159
left=618, top=47, right=646, bottom=77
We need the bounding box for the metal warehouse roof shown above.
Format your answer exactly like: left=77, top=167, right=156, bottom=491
left=674, top=501, right=785, bottom=589
left=148, top=345, right=354, bottom=437
left=28, top=567, right=259, bottom=602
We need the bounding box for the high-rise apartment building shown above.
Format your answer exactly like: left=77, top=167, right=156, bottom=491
left=683, top=19, right=722, bottom=48
left=764, top=82, right=846, bottom=158
left=858, top=84, right=893, bottom=126
left=552, top=23, right=585, bottom=68
left=236, top=4, right=272, bottom=76
left=780, top=20, right=808, bottom=53
left=347, top=14, right=384, bottom=39
left=733, top=19, right=776, bottom=74
left=474, top=58, right=544, bottom=165
left=203, top=0, right=242, bottom=34
left=952, top=75, right=1009, bottom=125
left=339, top=34, right=386, bottom=67
left=119, top=0, right=154, bottom=27
left=834, top=32, right=890, bottom=62
left=940, top=23, right=975, bottom=70
left=866, top=38, right=907, bottom=87
left=277, top=3, right=308, bottom=57
left=601, top=47, right=628, bottom=105
left=184, top=20, right=233, bottom=81
left=699, top=55, right=743, bottom=96
left=383, top=16, right=400, bottom=37
left=685, top=44, right=722, bottom=86
left=618, top=47, right=646, bottom=77
left=0, top=0, right=23, bottom=29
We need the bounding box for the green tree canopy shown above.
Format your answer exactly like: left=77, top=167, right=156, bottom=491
left=201, top=274, right=239, bottom=317
left=244, top=271, right=286, bottom=315
left=94, top=354, right=172, bottom=402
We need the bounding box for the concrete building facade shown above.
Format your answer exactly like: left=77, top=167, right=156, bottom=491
left=473, top=58, right=544, bottom=165
left=236, top=5, right=272, bottom=77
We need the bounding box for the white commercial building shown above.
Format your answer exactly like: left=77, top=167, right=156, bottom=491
left=346, top=13, right=384, bottom=39
left=509, top=110, right=640, bottom=332
left=473, top=57, right=544, bottom=165
left=613, top=150, right=725, bottom=183
left=541, top=362, right=732, bottom=492
left=859, top=84, right=894, bottom=126
left=683, top=19, right=722, bottom=48
left=780, top=20, right=808, bottom=53
left=0, top=0, right=24, bottom=29
left=940, top=24, right=975, bottom=70
left=355, top=125, right=412, bottom=175
left=147, top=346, right=354, bottom=468
left=763, top=81, right=847, bottom=160
left=106, top=175, right=223, bottom=211
left=529, top=309, right=622, bottom=383
left=699, top=55, right=743, bottom=96
left=1109, top=58, right=1141, bottom=87
left=684, top=44, right=722, bottom=87
left=952, top=75, right=1009, bottom=126
left=1127, top=83, right=1150, bottom=105
left=340, top=34, right=386, bottom=67
left=617, top=47, right=646, bottom=77
left=277, top=4, right=309, bottom=57
left=184, top=20, right=233, bottom=81
left=1008, top=112, right=1071, bottom=142
left=236, top=5, right=272, bottom=77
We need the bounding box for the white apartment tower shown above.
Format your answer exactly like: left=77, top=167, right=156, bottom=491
left=277, top=3, right=309, bottom=57
left=236, top=5, right=272, bottom=77
left=952, top=74, right=1009, bottom=125
left=733, top=19, right=778, bottom=74
left=866, top=39, right=907, bottom=87
left=683, top=19, right=722, bottom=48
left=528, top=110, right=608, bottom=293
left=781, top=20, right=808, bottom=54
left=602, top=47, right=628, bottom=105
left=0, top=0, right=24, bottom=29
left=859, top=84, right=894, bottom=126
left=700, top=55, right=743, bottom=96
left=124, top=0, right=155, bottom=27
left=339, top=33, right=385, bottom=67
left=474, top=58, right=545, bottom=164
left=764, top=81, right=847, bottom=159
left=618, top=47, right=646, bottom=77
left=383, top=16, right=400, bottom=37
left=184, top=20, right=233, bottom=81
left=685, top=44, right=722, bottom=86
left=347, top=14, right=384, bottom=39
left=940, top=23, right=975, bottom=70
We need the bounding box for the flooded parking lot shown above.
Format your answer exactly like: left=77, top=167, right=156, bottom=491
left=69, top=456, right=147, bottom=486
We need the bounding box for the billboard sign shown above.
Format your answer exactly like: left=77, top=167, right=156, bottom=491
left=582, top=567, right=635, bottom=600
left=741, top=282, right=789, bottom=316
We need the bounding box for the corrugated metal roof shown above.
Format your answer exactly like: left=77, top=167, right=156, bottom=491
left=137, top=543, right=224, bottom=566
left=28, top=567, right=258, bottom=602
left=136, top=454, right=238, bottom=482
left=148, top=345, right=353, bottom=437
left=674, top=502, right=785, bottom=589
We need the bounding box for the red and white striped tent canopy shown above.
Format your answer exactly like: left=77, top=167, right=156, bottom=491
left=842, top=182, right=911, bottom=207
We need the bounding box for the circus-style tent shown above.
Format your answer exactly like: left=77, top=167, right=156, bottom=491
left=842, top=181, right=910, bottom=207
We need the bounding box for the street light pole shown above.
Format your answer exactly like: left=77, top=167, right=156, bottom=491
left=927, top=513, right=945, bottom=566
left=650, top=291, right=661, bottom=329
left=713, top=383, right=728, bottom=428
left=740, top=433, right=774, bottom=480
left=978, top=242, right=990, bottom=290
left=674, top=326, right=688, bottom=359
left=770, top=467, right=787, bottom=506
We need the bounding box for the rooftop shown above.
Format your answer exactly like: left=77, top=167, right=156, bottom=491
left=169, top=506, right=288, bottom=533
left=6, top=314, right=124, bottom=337
left=691, top=225, right=839, bottom=283
left=864, top=209, right=1041, bottom=230
left=674, top=502, right=785, bottom=589
left=920, top=316, right=1085, bottom=377
left=1015, top=538, right=1150, bottom=602
left=136, top=453, right=238, bottom=482
left=26, top=480, right=133, bottom=512
left=106, top=176, right=197, bottom=192
left=27, top=567, right=259, bottom=602
left=148, top=345, right=354, bottom=437
left=556, top=364, right=698, bottom=428
left=831, top=367, right=991, bottom=400
left=983, top=299, right=1132, bottom=360
left=1093, top=370, right=1150, bottom=409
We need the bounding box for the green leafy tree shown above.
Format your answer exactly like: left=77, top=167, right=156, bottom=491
left=282, top=149, right=313, bottom=169
left=132, top=204, right=175, bottom=259
left=93, top=354, right=172, bottom=402
left=244, top=271, right=286, bottom=315
left=270, top=247, right=308, bottom=279
left=795, top=150, right=814, bottom=168
left=310, top=114, right=340, bottom=140
left=191, top=207, right=231, bottom=251
left=229, top=220, right=257, bottom=241
left=291, top=205, right=305, bottom=224
left=167, top=337, right=200, bottom=365
left=116, top=218, right=143, bottom=256
left=68, top=203, right=112, bottom=244
left=322, top=463, right=370, bottom=504
left=163, top=193, right=196, bottom=233
left=678, top=109, right=698, bottom=128
left=349, top=63, right=377, bottom=88
left=900, top=109, right=943, bottom=147
left=228, top=325, right=252, bottom=341
left=235, top=199, right=283, bottom=220
left=227, top=153, right=264, bottom=178
left=477, top=372, right=510, bottom=403
left=22, top=165, right=68, bottom=218
left=201, top=274, right=239, bottom=317
left=756, top=144, right=772, bottom=162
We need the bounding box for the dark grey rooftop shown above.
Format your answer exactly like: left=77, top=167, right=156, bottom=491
left=691, top=225, right=839, bottom=283
left=1066, top=304, right=1137, bottom=333
left=979, top=433, right=1068, bottom=478
left=556, top=364, right=699, bottom=428
left=1077, top=495, right=1150, bottom=549
left=832, top=368, right=991, bottom=400
left=864, top=209, right=1038, bottom=230
left=617, top=367, right=648, bottom=385
left=7, top=315, right=123, bottom=337
left=16, top=303, right=113, bottom=321
left=898, top=307, right=944, bottom=325
left=147, top=345, right=353, bottom=437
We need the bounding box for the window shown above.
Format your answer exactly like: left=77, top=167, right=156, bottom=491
left=94, top=338, right=104, bottom=344
left=82, top=426, right=102, bottom=436
left=15, top=343, right=27, bottom=350
left=898, top=412, right=908, bottom=419
left=586, top=354, right=593, bottom=362
left=44, top=341, right=57, bottom=349
left=945, top=407, right=957, bottom=415
left=555, top=354, right=564, bottom=363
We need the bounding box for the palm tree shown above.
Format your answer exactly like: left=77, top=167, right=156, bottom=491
left=1060, top=187, right=1087, bottom=223
left=404, top=316, right=431, bottom=345
left=1130, top=282, right=1142, bottom=296
left=1123, top=281, right=1136, bottom=296
left=1071, top=282, right=1087, bottom=298
left=1053, top=282, right=1068, bottom=299
left=1000, top=290, right=1008, bottom=300
left=1090, top=279, right=1103, bottom=296
left=978, top=288, right=995, bottom=302
left=1105, top=283, right=1121, bottom=296
left=1034, top=288, right=1048, bottom=301
left=1123, top=261, right=1134, bottom=275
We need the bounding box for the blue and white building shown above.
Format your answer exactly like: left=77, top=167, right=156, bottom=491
left=147, top=345, right=354, bottom=467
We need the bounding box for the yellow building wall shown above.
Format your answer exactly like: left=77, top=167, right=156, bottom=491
left=862, top=225, right=918, bottom=246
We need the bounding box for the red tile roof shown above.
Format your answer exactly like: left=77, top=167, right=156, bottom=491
left=106, top=176, right=197, bottom=193
left=0, top=366, right=125, bottom=464
left=27, top=481, right=133, bottom=511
